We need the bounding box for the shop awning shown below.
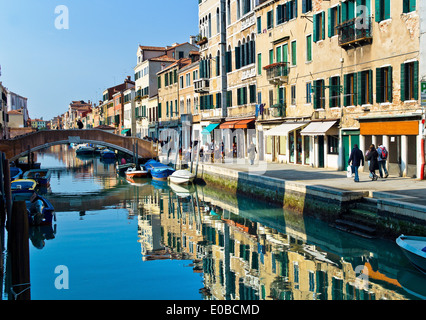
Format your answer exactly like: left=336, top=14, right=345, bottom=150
left=201, top=123, right=220, bottom=135
left=264, top=123, right=306, bottom=136
left=219, top=120, right=240, bottom=129
left=234, top=119, right=255, bottom=129
left=300, top=121, right=337, bottom=136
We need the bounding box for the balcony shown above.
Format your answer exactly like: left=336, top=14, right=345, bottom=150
left=194, top=78, right=210, bottom=93
left=269, top=103, right=286, bottom=118
left=337, top=16, right=373, bottom=49
left=264, top=62, right=289, bottom=85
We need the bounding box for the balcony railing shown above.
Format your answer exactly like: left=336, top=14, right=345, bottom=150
left=264, top=62, right=289, bottom=85
left=194, top=78, right=210, bottom=93
left=337, top=16, right=373, bottom=49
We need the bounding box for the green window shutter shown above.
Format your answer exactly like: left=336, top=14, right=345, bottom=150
left=410, top=0, right=417, bottom=12
left=385, top=0, right=390, bottom=20
left=375, top=0, right=381, bottom=22
left=368, top=70, right=373, bottom=104
left=344, top=74, right=349, bottom=106
left=401, top=63, right=406, bottom=102
left=337, top=76, right=341, bottom=107
left=313, top=14, right=318, bottom=42
left=283, top=44, right=288, bottom=64
left=276, top=46, right=282, bottom=63
left=328, top=8, right=332, bottom=38
left=307, top=35, right=312, bottom=61
left=158, top=103, right=162, bottom=118
left=329, top=78, right=333, bottom=108
left=357, top=72, right=363, bottom=105
left=313, top=80, right=318, bottom=109
left=258, top=53, right=262, bottom=75
left=388, top=66, right=393, bottom=103
left=403, top=0, right=409, bottom=13
left=322, top=11, right=325, bottom=40
left=353, top=73, right=358, bottom=106
left=257, top=17, right=262, bottom=34
left=376, top=68, right=383, bottom=103
left=413, top=61, right=419, bottom=100
left=291, top=41, right=297, bottom=65
left=216, top=55, right=220, bottom=76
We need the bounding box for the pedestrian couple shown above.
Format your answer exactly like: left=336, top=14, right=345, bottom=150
left=348, top=144, right=389, bottom=182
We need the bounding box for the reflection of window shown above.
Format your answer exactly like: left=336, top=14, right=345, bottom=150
left=328, top=135, right=339, bottom=154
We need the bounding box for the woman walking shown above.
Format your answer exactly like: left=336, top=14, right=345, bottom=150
left=366, top=144, right=379, bottom=181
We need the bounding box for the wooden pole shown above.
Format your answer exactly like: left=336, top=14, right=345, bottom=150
left=3, top=158, right=12, bottom=231
left=8, top=201, right=31, bottom=300
left=0, top=152, right=5, bottom=228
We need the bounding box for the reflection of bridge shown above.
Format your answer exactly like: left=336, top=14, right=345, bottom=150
left=47, top=182, right=155, bottom=212
left=0, top=129, right=156, bottom=160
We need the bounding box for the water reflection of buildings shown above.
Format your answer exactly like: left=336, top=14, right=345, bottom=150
left=131, top=183, right=417, bottom=301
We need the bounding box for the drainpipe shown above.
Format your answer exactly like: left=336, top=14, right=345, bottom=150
left=421, top=136, right=425, bottom=180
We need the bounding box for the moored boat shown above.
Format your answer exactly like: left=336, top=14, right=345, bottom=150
left=396, top=235, right=426, bottom=274
left=76, top=145, right=95, bottom=155
left=169, top=170, right=195, bottom=185
left=10, top=166, right=23, bottom=181
left=12, top=191, right=55, bottom=226
left=144, top=160, right=175, bottom=181
left=23, top=169, right=51, bottom=186
left=100, top=148, right=116, bottom=159
left=116, top=163, right=136, bottom=174
left=125, top=166, right=148, bottom=178
left=11, top=179, right=37, bottom=193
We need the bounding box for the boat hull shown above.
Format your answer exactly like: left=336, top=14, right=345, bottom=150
left=125, top=171, right=148, bottom=178
left=23, top=170, right=51, bottom=187
left=151, top=169, right=175, bottom=181
left=396, top=235, right=426, bottom=274
left=12, top=192, right=55, bottom=226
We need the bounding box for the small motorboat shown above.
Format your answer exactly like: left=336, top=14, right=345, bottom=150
left=76, top=145, right=95, bottom=155
left=12, top=191, right=55, bottom=226
left=125, top=166, right=148, bottom=179
left=144, top=159, right=175, bottom=181
left=10, top=166, right=23, bottom=181
left=396, top=235, right=426, bottom=274
left=11, top=179, right=37, bottom=193
left=100, top=148, right=116, bottom=159
left=23, top=169, right=51, bottom=186
left=168, top=169, right=195, bottom=185
left=116, top=163, right=136, bottom=174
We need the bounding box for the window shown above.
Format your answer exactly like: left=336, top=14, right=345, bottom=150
left=302, top=0, right=313, bottom=13
left=341, top=0, right=355, bottom=22
left=358, top=70, right=373, bottom=105
left=403, top=0, right=416, bottom=13
left=329, top=76, right=341, bottom=108
left=313, top=79, right=325, bottom=109
left=328, top=136, right=339, bottom=154
left=328, top=6, right=341, bottom=37
left=306, top=82, right=312, bottom=104
left=269, top=49, right=274, bottom=64
left=237, top=87, right=248, bottom=105
left=157, top=76, right=162, bottom=89
left=375, top=0, right=390, bottom=22
left=249, top=85, right=256, bottom=103
left=179, top=76, right=184, bottom=89
left=344, top=73, right=357, bottom=106
left=291, top=41, right=297, bottom=66
left=267, top=10, right=274, bottom=29
left=291, top=85, right=296, bottom=105
left=306, top=35, right=312, bottom=62
left=313, top=12, right=325, bottom=42
left=376, top=66, right=393, bottom=103
left=401, top=61, right=419, bottom=101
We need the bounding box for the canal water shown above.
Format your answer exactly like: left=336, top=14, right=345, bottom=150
left=2, top=145, right=426, bottom=300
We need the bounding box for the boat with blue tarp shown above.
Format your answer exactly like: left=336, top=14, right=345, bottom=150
left=144, top=159, right=175, bottom=181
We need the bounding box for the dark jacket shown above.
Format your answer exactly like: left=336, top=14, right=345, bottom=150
left=348, top=147, right=364, bottom=167
left=367, top=149, right=379, bottom=171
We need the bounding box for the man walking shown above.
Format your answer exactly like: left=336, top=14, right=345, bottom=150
left=377, top=144, right=389, bottom=178
left=348, top=144, right=364, bottom=182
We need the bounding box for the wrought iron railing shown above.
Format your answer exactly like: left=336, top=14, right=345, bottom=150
left=337, top=16, right=373, bottom=47
left=264, top=62, right=289, bottom=84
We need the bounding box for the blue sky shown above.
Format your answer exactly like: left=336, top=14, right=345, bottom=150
left=0, top=0, right=199, bottom=120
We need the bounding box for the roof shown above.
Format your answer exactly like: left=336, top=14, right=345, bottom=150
left=139, top=45, right=166, bottom=51
left=149, top=55, right=177, bottom=63
left=7, top=110, right=23, bottom=115
left=157, top=58, right=193, bottom=74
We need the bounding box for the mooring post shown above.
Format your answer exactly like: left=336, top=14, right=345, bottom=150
left=8, top=201, right=31, bottom=300
left=0, top=152, right=5, bottom=228
left=3, top=158, right=12, bottom=231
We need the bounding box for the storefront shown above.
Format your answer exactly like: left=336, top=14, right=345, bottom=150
left=358, top=114, right=423, bottom=178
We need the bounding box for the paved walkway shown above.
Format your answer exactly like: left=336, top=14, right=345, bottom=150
left=198, top=160, right=426, bottom=207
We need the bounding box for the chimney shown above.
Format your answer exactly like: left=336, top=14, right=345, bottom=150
left=190, top=36, right=196, bottom=45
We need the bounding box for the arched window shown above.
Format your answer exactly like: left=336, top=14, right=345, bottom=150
left=216, top=8, right=220, bottom=34
left=208, top=13, right=212, bottom=38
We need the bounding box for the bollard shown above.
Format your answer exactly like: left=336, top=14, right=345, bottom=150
left=8, top=201, right=31, bottom=300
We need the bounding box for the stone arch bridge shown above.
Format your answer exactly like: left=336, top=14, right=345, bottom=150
left=0, top=129, right=157, bottom=161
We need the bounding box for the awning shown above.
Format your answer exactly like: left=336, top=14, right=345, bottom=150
left=201, top=123, right=220, bottom=135
left=264, top=123, right=306, bottom=136
left=121, top=129, right=130, bottom=134
left=300, top=121, right=337, bottom=136
left=219, top=120, right=240, bottom=129
left=234, top=119, right=255, bottom=129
